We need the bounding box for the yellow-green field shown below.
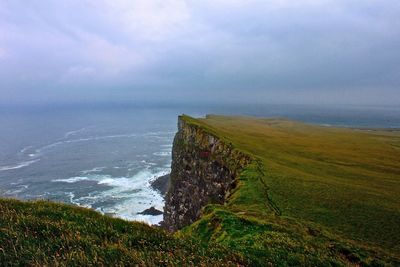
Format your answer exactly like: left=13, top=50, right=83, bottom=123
left=182, top=115, right=400, bottom=265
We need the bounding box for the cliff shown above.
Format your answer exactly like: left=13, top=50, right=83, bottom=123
left=162, top=115, right=399, bottom=266
left=163, top=115, right=252, bottom=231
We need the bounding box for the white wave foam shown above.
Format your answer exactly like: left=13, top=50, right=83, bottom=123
left=33, top=131, right=173, bottom=159
left=18, top=146, right=40, bottom=158
left=153, top=151, right=171, bottom=157
left=19, top=146, right=33, bottom=154
left=53, top=176, right=89, bottom=183
left=140, top=160, right=157, bottom=166
left=67, top=192, right=77, bottom=204
left=64, top=126, right=90, bottom=138
left=161, top=147, right=172, bottom=152
left=161, top=144, right=173, bottom=148
left=55, top=168, right=169, bottom=225
left=143, top=131, right=175, bottom=136
left=0, top=159, right=40, bottom=172
left=98, top=177, right=135, bottom=188
left=36, top=133, right=141, bottom=155
left=4, top=184, right=29, bottom=195
left=80, top=167, right=105, bottom=175
left=134, top=214, right=164, bottom=225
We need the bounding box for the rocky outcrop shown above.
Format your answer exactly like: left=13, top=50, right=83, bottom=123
left=163, top=115, right=252, bottom=232
left=138, top=207, right=163, bottom=216
left=151, top=174, right=170, bottom=196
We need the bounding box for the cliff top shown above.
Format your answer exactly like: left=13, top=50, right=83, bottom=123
left=179, top=114, right=400, bottom=264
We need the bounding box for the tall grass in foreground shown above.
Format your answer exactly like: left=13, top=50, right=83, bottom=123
left=0, top=199, right=245, bottom=266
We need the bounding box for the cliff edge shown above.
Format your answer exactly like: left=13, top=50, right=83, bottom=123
left=162, top=114, right=400, bottom=266
left=163, top=115, right=252, bottom=231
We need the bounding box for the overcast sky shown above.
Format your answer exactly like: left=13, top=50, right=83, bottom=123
left=0, top=0, right=399, bottom=105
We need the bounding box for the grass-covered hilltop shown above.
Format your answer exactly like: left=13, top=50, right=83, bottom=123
left=1, top=115, right=400, bottom=266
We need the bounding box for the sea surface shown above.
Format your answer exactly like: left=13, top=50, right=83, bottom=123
left=0, top=103, right=399, bottom=224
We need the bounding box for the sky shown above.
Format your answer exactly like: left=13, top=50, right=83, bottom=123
left=0, top=0, right=399, bottom=106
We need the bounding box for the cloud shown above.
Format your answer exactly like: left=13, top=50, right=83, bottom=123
left=0, top=0, right=399, bottom=105
left=74, top=31, right=146, bottom=75
left=60, top=66, right=96, bottom=83
left=89, top=0, right=191, bottom=41
left=0, top=47, right=6, bottom=58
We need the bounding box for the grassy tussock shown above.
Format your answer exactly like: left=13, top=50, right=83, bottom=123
left=0, top=199, right=245, bottom=266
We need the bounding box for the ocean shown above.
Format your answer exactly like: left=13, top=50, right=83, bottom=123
left=0, top=103, right=399, bottom=225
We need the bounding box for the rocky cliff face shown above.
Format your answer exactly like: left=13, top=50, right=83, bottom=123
left=163, top=116, right=252, bottom=231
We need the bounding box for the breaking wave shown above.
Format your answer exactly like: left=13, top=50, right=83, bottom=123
left=52, top=168, right=170, bottom=225
left=0, top=159, right=40, bottom=172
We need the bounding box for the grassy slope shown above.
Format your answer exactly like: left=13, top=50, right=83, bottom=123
left=180, top=115, right=400, bottom=266
left=0, top=199, right=245, bottom=266
left=1, top=115, right=399, bottom=266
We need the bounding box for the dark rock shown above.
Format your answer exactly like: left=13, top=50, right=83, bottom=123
left=138, top=207, right=163, bottom=216
left=163, top=115, right=252, bottom=232
left=151, top=174, right=170, bottom=196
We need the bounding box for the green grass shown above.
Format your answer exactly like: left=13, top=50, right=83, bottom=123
left=180, top=115, right=400, bottom=266
left=0, top=199, right=245, bottom=266
left=1, top=114, right=399, bottom=266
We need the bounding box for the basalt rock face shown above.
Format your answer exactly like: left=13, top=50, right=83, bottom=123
left=163, top=116, right=252, bottom=232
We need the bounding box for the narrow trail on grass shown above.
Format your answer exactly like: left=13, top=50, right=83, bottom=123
left=255, top=159, right=282, bottom=216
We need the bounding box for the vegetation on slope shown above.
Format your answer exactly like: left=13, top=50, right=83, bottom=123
left=1, top=115, right=399, bottom=266
left=0, top=199, right=244, bottom=266
left=179, top=115, right=400, bottom=266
